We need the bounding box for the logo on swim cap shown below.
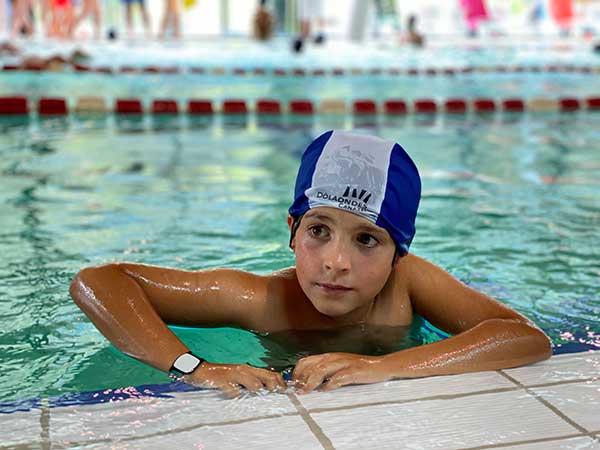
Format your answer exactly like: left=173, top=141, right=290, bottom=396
left=289, top=130, right=421, bottom=255
left=315, top=187, right=371, bottom=213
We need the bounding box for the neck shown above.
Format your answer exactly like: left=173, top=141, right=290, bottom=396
left=329, top=296, right=376, bottom=328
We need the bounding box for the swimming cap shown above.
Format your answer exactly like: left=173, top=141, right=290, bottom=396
left=289, top=130, right=421, bottom=255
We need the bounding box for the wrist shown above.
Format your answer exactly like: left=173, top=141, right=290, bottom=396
left=169, top=351, right=206, bottom=377
left=378, top=352, right=413, bottom=379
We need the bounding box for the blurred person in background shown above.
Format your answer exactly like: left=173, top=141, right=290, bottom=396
left=549, top=0, right=573, bottom=36
left=401, top=14, right=424, bottom=47
left=373, top=0, right=399, bottom=39
left=122, top=0, right=151, bottom=38
left=159, top=0, right=181, bottom=39
left=253, top=0, right=274, bottom=41
left=10, top=0, right=34, bottom=37
left=72, top=0, right=102, bottom=39
left=460, top=0, right=489, bottom=37
left=293, top=0, right=325, bottom=53
left=47, top=0, right=75, bottom=38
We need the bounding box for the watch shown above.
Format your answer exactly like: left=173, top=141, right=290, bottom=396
left=170, top=352, right=205, bottom=376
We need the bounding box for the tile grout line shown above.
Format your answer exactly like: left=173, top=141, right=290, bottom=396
left=498, top=370, right=591, bottom=434
left=455, top=432, right=597, bottom=450
left=303, top=385, right=523, bottom=414
left=40, top=397, right=50, bottom=450
left=287, top=393, right=336, bottom=450
left=64, top=411, right=303, bottom=446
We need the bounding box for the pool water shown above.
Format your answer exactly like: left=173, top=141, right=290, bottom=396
left=2, top=39, right=600, bottom=103
left=0, top=110, right=598, bottom=405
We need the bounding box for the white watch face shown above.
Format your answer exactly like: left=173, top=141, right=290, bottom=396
left=175, top=353, right=200, bottom=373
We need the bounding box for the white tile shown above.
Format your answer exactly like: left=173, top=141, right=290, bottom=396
left=531, top=381, right=600, bottom=432
left=50, top=389, right=296, bottom=446
left=504, top=353, right=600, bottom=386
left=77, top=415, right=324, bottom=450
left=311, top=390, right=578, bottom=450
left=297, top=370, right=514, bottom=411
left=488, top=436, right=600, bottom=450
left=0, top=409, right=42, bottom=446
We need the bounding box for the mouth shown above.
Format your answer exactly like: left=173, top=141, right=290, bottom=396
left=315, top=282, right=353, bottom=293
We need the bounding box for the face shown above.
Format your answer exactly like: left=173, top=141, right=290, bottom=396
left=288, top=207, right=396, bottom=324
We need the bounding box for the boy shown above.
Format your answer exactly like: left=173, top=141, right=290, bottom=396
left=70, top=130, right=552, bottom=398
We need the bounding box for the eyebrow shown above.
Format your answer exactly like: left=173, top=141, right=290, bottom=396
left=304, top=212, right=388, bottom=237
left=303, top=213, right=334, bottom=223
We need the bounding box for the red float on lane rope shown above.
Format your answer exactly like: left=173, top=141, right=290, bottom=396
left=39, top=97, right=68, bottom=115
left=414, top=99, right=437, bottom=113
left=384, top=100, right=407, bottom=115
left=256, top=99, right=281, bottom=114
left=152, top=100, right=178, bottom=114
left=473, top=98, right=496, bottom=112
left=585, top=97, right=600, bottom=110
left=188, top=100, right=213, bottom=115
left=116, top=99, right=143, bottom=114
left=353, top=100, right=377, bottom=114
left=502, top=98, right=525, bottom=112
left=445, top=99, right=467, bottom=113
left=0, top=96, right=28, bottom=114
left=289, top=100, right=314, bottom=114
left=559, top=98, right=580, bottom=112
left=222, top=100, right=247, bottom=114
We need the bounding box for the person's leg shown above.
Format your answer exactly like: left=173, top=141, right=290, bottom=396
left=64, top=3, right=75, bottom=38
left=72, top=0, right=89, bottom=37
left=159, top=0, right=168, bottom=38
left=12, top=0, right=32, bottom=37
left=169, top=0, right=180, bottom=38
left=125, top=2, right=133, bottom=37
left=139, top=0, right=151, bottom=37
left=91, top=0, right=101, bottom=39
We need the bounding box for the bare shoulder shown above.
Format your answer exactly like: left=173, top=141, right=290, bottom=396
left=397, top=253, right=531, bottom=334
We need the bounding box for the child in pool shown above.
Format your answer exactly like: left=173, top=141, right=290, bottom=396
left=70, top=130, right=552, bottom=397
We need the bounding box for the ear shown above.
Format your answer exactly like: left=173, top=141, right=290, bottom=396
left=287, top=214, right=296, bottom=250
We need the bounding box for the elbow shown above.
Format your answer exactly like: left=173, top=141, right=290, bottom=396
left=481, top=318, right=553, bottom=364
left=69, top=263, right=122, bottom=309
left=529, top=323, right=553, bottom=362
left=510, top=317, right=553, bottom=362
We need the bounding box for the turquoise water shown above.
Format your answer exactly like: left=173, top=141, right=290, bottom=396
left=0, top=112, right=598, bottom=404
left=1, top=41, right=599, bottom=404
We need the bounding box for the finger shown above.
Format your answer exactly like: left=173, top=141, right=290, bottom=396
left=255, top=370, right=286, bottom=392
left=296, top=359, right=349, bottom=392
left=236, top=374, right=264, bottom=392
left=320, top=369, right=354, bottom=391
left=292, top=354, right=325, bottom=382
left=221, top=382, right=242, bottom=399
left=297, top=371, right=327, bottom=393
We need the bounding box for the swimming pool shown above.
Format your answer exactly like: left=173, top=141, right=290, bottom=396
left=0, top=40, right=599, bottom=410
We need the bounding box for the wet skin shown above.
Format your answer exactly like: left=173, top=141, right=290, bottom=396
left=70, top=207, right=552, bottom=397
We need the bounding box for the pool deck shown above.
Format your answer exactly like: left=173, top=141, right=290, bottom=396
left=1, top=352, right=599, bottom=449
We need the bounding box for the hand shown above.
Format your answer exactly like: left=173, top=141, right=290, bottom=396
left=292, top=353, right=388, bottom=394
left=182, top=362, right=286, bottom=398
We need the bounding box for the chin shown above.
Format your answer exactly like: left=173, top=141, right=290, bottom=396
left=311, top=295, right=353, bottom=318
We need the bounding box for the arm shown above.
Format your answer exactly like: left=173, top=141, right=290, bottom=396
left=70, top=262, right=285, bottom=396
left=379, top=255, right=552, bottom=377
left=293, top=254, right=551, bottom=393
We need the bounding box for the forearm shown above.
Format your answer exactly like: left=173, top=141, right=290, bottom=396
left=69, top=263, right=188, bottom=373
left=381, top=318, right=552, bottom=379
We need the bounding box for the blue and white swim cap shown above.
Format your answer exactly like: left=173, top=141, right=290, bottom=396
left=289, top=130, right=421, bottom=255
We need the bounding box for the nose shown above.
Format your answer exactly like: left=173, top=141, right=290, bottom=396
left=323, top=237, right=351, bottom=274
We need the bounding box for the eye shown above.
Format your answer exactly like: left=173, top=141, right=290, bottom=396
left=356, top=233, right=379, bottom=248
left=307, top=225, right=329, bottom=239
